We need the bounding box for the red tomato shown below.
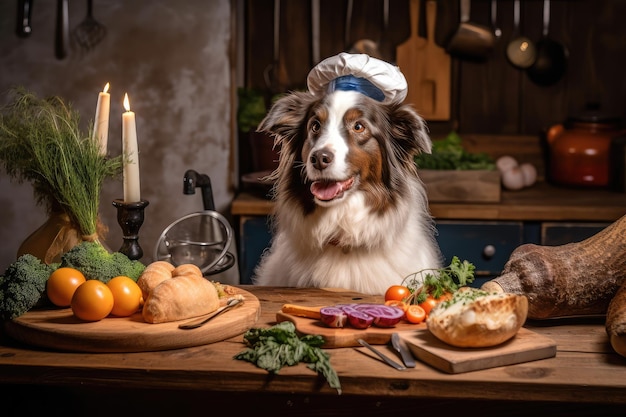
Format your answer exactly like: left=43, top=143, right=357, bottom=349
left=384, top=299, right=408, bottom=312
left=405, top=305, right=426, bottom=324
left=384, top=285, right=410, bottom=302
left=419, top=295, right=439, bottom=317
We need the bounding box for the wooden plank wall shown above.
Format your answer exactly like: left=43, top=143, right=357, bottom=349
left=242, top=0, right=626, bottom=141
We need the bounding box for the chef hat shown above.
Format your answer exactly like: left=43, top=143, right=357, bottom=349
left=307, top=52, right=408, bottom=104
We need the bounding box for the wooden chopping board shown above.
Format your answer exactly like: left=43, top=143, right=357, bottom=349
left=400, top=327, right=557, bottom=374
left=276, top=311, right=426, bottom=348
left=4, top=288, right=261, bottom=353
left=396, top=0, right=450, bottom=121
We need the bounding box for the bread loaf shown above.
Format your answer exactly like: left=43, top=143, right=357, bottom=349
left=427, top=287, right=528, bottom=348
left=142, top=274, right=220, bottom=324
left=137, top=261, right=175, bottom=300
left=606, top=280, right=626, bottom=358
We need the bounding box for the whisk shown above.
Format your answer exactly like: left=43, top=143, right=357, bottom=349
left=72, top=0, right=106, bottom=53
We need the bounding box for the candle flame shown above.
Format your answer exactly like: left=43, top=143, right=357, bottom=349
left=103, top=82, right=110, bottom=94
left=123, top=93, right=130, bottom=112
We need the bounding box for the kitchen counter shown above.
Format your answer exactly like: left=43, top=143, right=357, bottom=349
left=1, top=286, right=625, bottom=416
left=232, top=181, right=626, bottom=222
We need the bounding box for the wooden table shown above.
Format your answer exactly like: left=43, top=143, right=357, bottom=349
left=1, top=286, right=625, bottom=416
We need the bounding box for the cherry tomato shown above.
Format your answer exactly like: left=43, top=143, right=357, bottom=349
left=107, top=276, right=143, bottom=317
left=419, top=295, right=439, bottom=317
left=405, top=305, right=426, bottom=324
left=71, top=280, right=114, bottom=321
left=385, top=299, right=408, bottom=312
left=384, top=285, right=410, bottom=302
left=47, top=267, right=86, bottom=307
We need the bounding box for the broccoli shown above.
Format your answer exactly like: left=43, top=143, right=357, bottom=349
left=60, top=241, right=145, bottom=283
left=0, top=254, right=58, bottom=320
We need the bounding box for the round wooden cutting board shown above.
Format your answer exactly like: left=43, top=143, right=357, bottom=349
left=3, top=288, right=260, bottom=353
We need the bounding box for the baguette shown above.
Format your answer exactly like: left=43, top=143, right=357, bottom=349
left=142, top=274, right=220, bottom=324
left=606, top=281, right=626, bottom=358
left=427, top=287, right=528, bottom=348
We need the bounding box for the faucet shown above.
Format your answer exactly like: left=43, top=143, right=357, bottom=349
left=183, top=169, right=215, bottom=211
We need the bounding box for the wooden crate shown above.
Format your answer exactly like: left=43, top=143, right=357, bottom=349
left=419, top=169, right=501, bottom=203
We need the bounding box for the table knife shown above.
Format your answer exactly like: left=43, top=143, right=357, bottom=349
left=357, top=339, right=406, bottom=371
left=391, top=332, right=416, bottom=368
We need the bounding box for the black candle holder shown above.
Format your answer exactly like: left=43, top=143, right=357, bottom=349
left=112, top=199, right=149, bottom=261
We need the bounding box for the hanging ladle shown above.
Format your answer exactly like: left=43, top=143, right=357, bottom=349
left=506, top=0, right=536, bottom=68
left=526, top=0, right=568, bottom=86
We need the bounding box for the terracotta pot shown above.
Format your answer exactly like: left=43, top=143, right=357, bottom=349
left=546, top=113, right=622, bottom=188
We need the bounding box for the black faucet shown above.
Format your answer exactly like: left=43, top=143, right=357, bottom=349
left=183, top=169, right=215, bottom=211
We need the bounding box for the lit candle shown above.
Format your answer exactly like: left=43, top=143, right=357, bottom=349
left=92, top=82, right=110, bottom=156
left=122, top=93, right=141, bottom=203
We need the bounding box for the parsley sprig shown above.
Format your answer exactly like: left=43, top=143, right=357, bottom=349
left=234, top=321, right=342, bottom=394
left=402, top=256, right=476, bottom=304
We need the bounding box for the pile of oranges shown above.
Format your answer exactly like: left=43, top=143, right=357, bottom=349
left=47, top=267, right=143, bottom=321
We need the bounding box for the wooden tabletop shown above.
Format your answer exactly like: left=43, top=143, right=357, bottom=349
left=233, top=182, right=626, bottom=222
left=1, top=286, right=625, bottom=416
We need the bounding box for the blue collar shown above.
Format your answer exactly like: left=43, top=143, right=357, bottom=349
left=327, top=75, right=385, bottom=102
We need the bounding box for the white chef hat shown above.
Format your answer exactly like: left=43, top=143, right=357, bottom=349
left=307, top=52, right=408, bottom=104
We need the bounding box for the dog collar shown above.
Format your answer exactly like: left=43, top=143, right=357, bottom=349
left=327, top=75, right=385, bottom=102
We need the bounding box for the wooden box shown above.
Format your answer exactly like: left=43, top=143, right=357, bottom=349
left=419, top=169, right=501, bottom=203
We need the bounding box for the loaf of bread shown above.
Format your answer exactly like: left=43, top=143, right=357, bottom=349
left=606, top=280, right=626, bottom=358
left=137, top=261, right=176, bottom=300
left=427, top=287, right=528, bottom=348
left=142, top=274, right=220, bottom=324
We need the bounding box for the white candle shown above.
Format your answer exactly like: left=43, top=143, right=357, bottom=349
left=122, top=93, right=141, bottom=203
left=92, top=82, right=110, bottom=156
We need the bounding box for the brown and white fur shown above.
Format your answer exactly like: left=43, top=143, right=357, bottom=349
left=252, top=89, right=442, bottom=295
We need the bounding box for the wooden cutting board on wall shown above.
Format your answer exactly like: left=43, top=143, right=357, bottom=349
left=396, top=0, right=451, bottom=121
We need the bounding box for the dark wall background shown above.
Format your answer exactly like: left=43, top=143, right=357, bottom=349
left=241, top=0, right=626, bottom=144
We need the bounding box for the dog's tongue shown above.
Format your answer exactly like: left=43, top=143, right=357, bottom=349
left=310, top=178, right=353, bottom=201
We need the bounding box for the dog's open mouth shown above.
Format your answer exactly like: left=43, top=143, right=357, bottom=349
left=310, top=177, right=355, bottom=201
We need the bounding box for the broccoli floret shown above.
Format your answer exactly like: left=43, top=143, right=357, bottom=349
left=60, top=241, right=145, bottom=283
left=0, top=254, right=57, bottom=320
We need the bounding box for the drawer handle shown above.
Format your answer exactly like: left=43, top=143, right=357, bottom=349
left=482, top=244, right=496, bottom=260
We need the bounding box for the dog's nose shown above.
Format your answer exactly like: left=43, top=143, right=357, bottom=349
left=310, top=149, right=334, bottom=170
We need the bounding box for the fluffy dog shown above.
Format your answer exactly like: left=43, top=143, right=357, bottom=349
left=252, top=56, right=442, bottom=295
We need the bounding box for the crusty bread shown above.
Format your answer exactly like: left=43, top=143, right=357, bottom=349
left=172, top=264, right=203, bottom=278
left=606, top=281, right=626, bottom=358
left=142, top=274, right=219, bottom=324
left=137, top=261, right=176, bottom=300
left=427, top=287, right=528, bottom=348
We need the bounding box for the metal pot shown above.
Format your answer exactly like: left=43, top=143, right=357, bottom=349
left=546, top=109, right=622, bottom=188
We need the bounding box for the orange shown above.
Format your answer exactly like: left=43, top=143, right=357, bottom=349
left=107, top=276, right=143, bottom=317
left=47, top=267, right=86, bottom=307
left=71, top=280, right=114, bottom=321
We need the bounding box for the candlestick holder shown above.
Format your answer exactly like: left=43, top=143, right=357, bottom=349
left=112, top=199, right=149, bottom=261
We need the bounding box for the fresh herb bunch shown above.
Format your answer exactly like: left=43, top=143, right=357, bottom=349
left=0, top=88, right=123, bottom=240
left=234, top=321, right=342, bottom=394
left=402, top=256, right=476, bottom=304
left=415, top=131, right=495, bottom=170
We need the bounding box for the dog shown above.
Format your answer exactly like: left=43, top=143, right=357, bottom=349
left=252, top=76, right=442, bottom=295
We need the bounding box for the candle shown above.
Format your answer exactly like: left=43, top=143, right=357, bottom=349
left=92, top=82, right=110, bottom=156
left=122, top=93, right=141, bottom=203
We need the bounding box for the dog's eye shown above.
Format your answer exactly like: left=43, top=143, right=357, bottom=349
left=310, top=120, right=321, bottom=133
left=352, top=122, right=365, bottom=133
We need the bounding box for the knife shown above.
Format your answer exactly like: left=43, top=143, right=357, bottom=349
left=357, top=339, right=406, bottom=371
left=391, top=332, right=416, bottom=368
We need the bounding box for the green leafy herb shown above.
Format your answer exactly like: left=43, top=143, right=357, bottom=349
left=402, top=256, right=476, bottom=304
left=234, top=321, right=342, bottom=394
left=0, top=88, right=123, bottom=240
left=415, top=131, right=495, bottom=170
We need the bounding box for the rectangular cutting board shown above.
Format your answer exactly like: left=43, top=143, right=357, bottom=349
left=276, top=312, right=426, bottom=348
left=400, top=327, right=557, bottom=373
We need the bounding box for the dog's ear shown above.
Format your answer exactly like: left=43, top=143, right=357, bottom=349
left=389, top=104, right=432, bottom=156
left=257, top=91, right=317, bottom=144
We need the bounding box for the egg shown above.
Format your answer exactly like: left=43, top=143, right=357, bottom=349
left=496, top=156, right=519, bottom=174
left=520, top=163, right=537, bottom=187
left=501, top=166, right=526, bottom=190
